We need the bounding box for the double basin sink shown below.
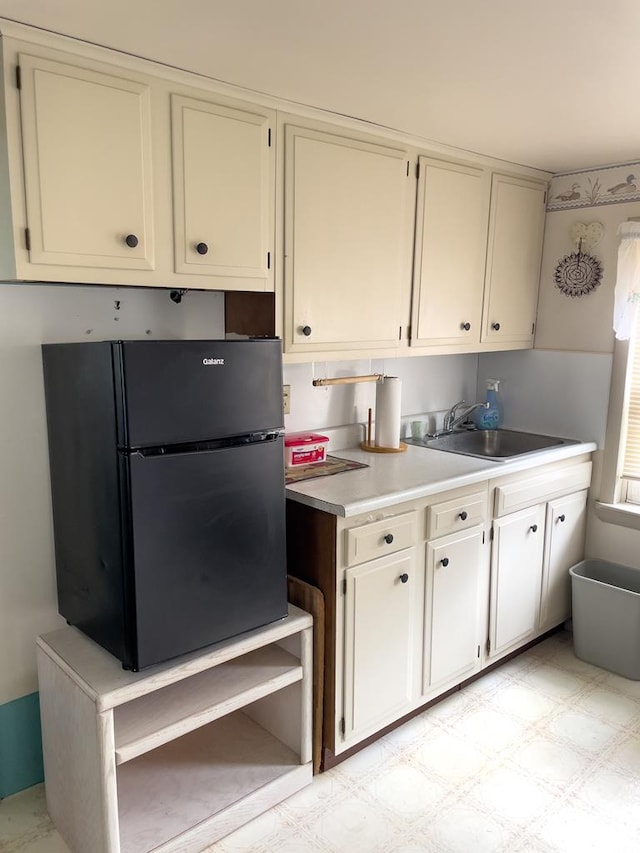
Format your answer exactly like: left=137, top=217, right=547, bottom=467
left=407, top=428, right=578, bottom=461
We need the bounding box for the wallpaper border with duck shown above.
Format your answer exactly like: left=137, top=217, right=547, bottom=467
left=547, top=161, right=640, bottom=212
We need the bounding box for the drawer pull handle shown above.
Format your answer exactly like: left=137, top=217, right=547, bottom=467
left=301, top=325, right=312, bottom=337
left=491, top=321, right=501, bottom=331
left=195, top=241, right=209, bottom=255
left=124, top=233, right=139, bottom=248
left=399, top=573, right=409, bottom=584
left=458, top=511, right=468, bottom=521
left=529, top=524, right=538, bottom=533
left=384, top=533, right=394, bottom=544
left=440, top=557, right=449, bottom=567
left=558, top=514, right=566, bottom=523
left=461, top=322, right=471, bottom=331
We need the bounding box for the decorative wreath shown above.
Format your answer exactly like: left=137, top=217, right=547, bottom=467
left=554, top=247, right=603, bottom=298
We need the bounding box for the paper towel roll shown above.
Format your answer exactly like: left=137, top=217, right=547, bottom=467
left=375, top=377, right=402, bottom=448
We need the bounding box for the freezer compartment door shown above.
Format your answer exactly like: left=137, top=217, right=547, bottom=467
left=128, top=437, right=287, bottom=669
left=120, top=339, right=283, bottom=447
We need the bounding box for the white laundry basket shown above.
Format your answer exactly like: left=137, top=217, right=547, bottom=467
left=570, top=559, right=640, bottom=680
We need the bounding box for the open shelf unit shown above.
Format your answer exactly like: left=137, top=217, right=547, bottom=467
left=37, top=605, right=313, bottom=853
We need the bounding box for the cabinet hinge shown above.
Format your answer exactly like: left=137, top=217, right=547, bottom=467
left=398, top=326, right=402, bottom=340
left=486, top=637, right=491, bottom=655
left=267, top=127, right=272, bottom=147
left=490, top=526, right=494, bottom=541
left=342, top=578, right=347, bottom=595
left=477, top=645, right=481, bottom=659
left=416, top=161, right=420, bottom=180
left=15, top=65, right=21, bottom=90
left=340, top=717, right=346, bottom=735
left=267, top=251, right=271, bottom=270
left=543, top=190, right=547, bottom=205
left=406, top=325, right=411, bottom=339
left=406, top=161, right=410, bottom=177
left=24, top=227, right=31, bottom=252
left=482, top=530, right=485, bottom=545
left=531, top=322, right=535, bottom=335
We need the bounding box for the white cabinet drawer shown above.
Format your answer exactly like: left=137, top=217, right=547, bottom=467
left=345, top=511, right=418, bottom=567
left=494, top=461, right=592, bottom=517
left=426, top=490, right=487, bottom=540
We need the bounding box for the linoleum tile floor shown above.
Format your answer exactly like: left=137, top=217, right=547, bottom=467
left=4, top=630, right=640, bottom=853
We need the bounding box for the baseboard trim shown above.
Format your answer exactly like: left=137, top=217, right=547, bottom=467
left=0, top=692, right=44, bottom=798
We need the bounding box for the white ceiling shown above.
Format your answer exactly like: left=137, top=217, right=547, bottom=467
left=1, top=0, right=639, bottom=174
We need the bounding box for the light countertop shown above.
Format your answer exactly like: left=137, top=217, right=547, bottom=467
left=285, top=439, right=597, bottom=518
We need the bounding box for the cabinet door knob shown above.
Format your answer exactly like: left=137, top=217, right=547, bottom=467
left=399, top=573, right=409, bottom=584
left=124, top=234, right=139, bottom=248
left=461, top=322, right=471, bottom=331
left=558, top=514, right=566, bottom=523
left=384, top=533, right=394, bottom=544
left=195, top=242, right=209, bottom=255
left=529, top=524, right=538, bottom=533
left=458, top=511, right=468, bottom=521
left=301, top=325, right=312, bottom=337
left=440, top=557, right=449, bottom=567
left=491, top=322, right=501, bottom=331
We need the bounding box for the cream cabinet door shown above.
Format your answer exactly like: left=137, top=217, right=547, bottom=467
left=284, top=123, right=414, bottom=353
left=481, top=173, right=547, bottom=344
left=411, top=157, right=490, bottom=347
left=171, top=95, right=274, bottom=289
left=424, top=527, right=486, bottom=692
left=539, top=490, right=587, bottom=630
left=490, top=504, right=545, bottom=657
left=343, top=549, right=420, bottom=740
left=18, top=53, right=154, bottom=270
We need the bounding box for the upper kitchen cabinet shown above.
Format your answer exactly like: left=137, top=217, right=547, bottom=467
left=282, top=120, right=415, bottom=356
left=410, top=156, right=490, bottom=349
left=0, top=28, right=276, bottom=291
left=481, top=173, right=547, bottom=346
left=170, top=94, right=274, bottom=290
left=10, top=50, right=156, bottom=276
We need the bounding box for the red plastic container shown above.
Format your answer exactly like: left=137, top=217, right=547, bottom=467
left=284, top=432, right=329, bottom=467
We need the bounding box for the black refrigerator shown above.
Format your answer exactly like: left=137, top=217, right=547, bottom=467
left=42, top=338, right=288, bottom=670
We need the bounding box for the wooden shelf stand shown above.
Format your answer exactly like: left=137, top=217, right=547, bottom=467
left=37, top=605, right=313, bottom=853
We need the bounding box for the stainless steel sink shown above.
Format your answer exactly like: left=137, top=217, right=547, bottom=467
left=408, top=429, right=577, bottom=461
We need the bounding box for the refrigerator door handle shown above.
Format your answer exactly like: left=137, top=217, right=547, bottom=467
left=133, top=430, right=285, bottom=459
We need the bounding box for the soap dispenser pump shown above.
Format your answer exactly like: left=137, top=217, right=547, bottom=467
left=475, top=379, right=502, bottom=430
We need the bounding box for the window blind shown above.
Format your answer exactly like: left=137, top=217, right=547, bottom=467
left=622, top=314, right=640, bottom=480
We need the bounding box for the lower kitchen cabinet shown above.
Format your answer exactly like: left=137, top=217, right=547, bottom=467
left=488, top=462, right=591, bottom=663
left=489, top=504, right=546, bottom=657
left=286, top=454, right=592, bottom=769
left=540, top=490, right=588, bottom=630
left=287, top=482, right=491, bottom=764
left=36, top=606, right=312, bottom=853
left=425, top=526, right=488, bottom=693
left=343, top=548, right=422, bottom=739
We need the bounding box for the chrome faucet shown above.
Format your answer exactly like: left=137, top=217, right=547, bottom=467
left=442, top=400, right=489, bottom=433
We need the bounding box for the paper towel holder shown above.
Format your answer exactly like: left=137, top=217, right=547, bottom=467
left=310, top=373, right=407, bottom=452
left=312, top=373, right=383, bottom=387
left=360, top=439, right=408, bottom=454
left=360, top=401, right=408, bottom=454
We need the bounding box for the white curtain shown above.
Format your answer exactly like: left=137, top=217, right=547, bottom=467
left=614, top=221, right=640, bottom=340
